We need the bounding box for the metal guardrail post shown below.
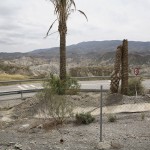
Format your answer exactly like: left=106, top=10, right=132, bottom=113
left=21, top=91, right=23, bottom=100
left=100, top=85, right=103, bottom=142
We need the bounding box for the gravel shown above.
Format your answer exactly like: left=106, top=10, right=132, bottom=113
left=0, top=93, right=150, bottom=150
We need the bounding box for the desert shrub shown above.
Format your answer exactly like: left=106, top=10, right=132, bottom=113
left=37, top=92, right=73, bottom=124
left=44, top=74, right=80, bottom=95
left=128, top=78, right=144, bottom=96
left=141, top=113, right=145, bottom=121
left=75, top=112, right=95, bottom=125
left=108, top=114, right=117, bottom=122
left=37, top=74, right=78, bottom=124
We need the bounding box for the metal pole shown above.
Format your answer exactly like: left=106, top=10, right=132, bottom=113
left=21, top=91, right=23, bottom=100
left=100, top=85, right=103, bottom=142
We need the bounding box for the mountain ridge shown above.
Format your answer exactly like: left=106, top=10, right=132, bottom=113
left=0, top=40, right=150, bottom=62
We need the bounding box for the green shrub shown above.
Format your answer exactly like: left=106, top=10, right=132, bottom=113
left=128, top=78, right=144, bottom=96
left=37, top=92, right=73, bottom=124
left=141, top=113, right=145, bottom=121
left=44, top=74, right=80, bottom=95
left=75, top=113, right=95, bottom=125
left=108, top=114, right=117, bottom=122
left=36, top=74, right=79, bottom=124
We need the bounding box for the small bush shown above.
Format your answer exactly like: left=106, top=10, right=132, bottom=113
left=108, top=114, right=117, bottom=122
left=37, top=92, right=73, bottom=124
left=44, top=74, right=80, bottom=95
left=37, top=74, right=78, bottom=124
left=128, top=78, right=145, bottom=96
left=75, top=113, right=95, bottom=125
left=141, top=113, right=145, bottom=121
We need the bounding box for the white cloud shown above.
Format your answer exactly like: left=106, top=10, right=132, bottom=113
left=0, top=0, right=150, bottom=52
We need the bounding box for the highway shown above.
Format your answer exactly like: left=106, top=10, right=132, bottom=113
left=0, top=80, right=150, bottom=101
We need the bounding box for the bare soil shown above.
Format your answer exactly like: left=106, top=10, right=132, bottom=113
left=0, top=93, right=150, bottom=150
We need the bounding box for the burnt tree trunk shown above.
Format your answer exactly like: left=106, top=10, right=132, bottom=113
left=121, top=39, right=128, bottom=95
left=110, top=45, right=122, bottom=93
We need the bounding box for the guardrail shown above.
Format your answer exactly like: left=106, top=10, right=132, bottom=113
left=0, top=79, right=46, bottom=85
left=0, top=75, right=149, bottom=100
left=0, top=88, right=43, bottom=100
left=0, top=88, right=109, bottom=100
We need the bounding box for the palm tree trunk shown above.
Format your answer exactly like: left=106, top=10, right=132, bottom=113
left=59, top=22, right=67, bottom=80
left=110, top=45, right=122, bottom=93
left=121, top=39, right=128, bottom=95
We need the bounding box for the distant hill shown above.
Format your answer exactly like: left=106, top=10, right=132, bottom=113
left=0, top=40, right=150, bottom=65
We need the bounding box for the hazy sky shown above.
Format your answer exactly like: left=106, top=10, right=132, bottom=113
left=0, top=0, right=150, bottom=52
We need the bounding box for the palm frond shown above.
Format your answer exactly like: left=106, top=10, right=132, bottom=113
left=70, top=0, right=76, bottom=10
left=78, top=10, right=88, bottom=21
left=46, top=19, right=57, bottom=37
left=44, top=31, right=58, bottom=38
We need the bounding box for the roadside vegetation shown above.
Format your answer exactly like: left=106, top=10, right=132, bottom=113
left=0, top=73, right=29, bottom=81
left=108, top=114, right=117, bottom=122
left=128, top=77, right=145, bottom=96
left=75, top=112, right=95, bottom=125
left=37, top=74, right=80, bottom=124
left=70, top=66, right=113, bottom=77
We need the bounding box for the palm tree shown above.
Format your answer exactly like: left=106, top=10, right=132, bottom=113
left=46, top=0, right=87, bottom=81
left=121, top=39, right=128, bottom=95
left=110, top=45, right=122, bottom=93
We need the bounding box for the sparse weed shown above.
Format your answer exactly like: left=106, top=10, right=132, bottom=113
left=108, top=114, right=117, bottom=122
left=141, top=113, right=145, bottom=121
left=75, top=112, right=95, bottom=125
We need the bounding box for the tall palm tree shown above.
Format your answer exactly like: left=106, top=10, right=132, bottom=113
left=46, top=0, right=87, bottom=80
left=121, top=39, right=128, bottom=95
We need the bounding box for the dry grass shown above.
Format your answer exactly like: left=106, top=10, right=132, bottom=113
left=0, top=74, right=29, bottom=81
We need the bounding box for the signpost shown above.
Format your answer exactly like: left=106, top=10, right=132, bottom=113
left=134, top=68, right=140, bottom=98
left=134, top=68, right=140, bottom=76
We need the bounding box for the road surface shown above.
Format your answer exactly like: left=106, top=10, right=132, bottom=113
left=0, top=80, right=150, bottom=101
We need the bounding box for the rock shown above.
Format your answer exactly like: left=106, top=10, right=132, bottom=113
left=111, top=142, right=123, bottom=149
left=37, top=124, right=43, bottom=129
left=22, top=124, right=30, bottom=128
left=1, top=117, right=12, bottom=122
left=9, top=142, right=15, bottom=145
left=30, top=141, right=36, bottom=145
left=15, top=143, right=23, bottom=149
left=72, top=95, right=81, bottom=101
left=97, top=141, right=111, bottom=150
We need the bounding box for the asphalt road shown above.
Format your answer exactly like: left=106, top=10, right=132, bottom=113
left=0, top=80, right=150, bottom=101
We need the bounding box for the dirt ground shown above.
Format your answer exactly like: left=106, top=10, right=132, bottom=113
left=0, top=93, right=150, bottom=150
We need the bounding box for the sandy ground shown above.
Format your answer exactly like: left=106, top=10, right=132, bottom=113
left=0, top=93, right=150, bottom=150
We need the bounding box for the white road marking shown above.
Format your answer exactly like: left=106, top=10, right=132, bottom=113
left=30, top=85, right=36, bottom=88
left=81, top=83, right=110, bottom=85
left=18, top=85, right=26, bottom=90
left=22, top=85, right=29, bottom=88
left=30, top=84, right=43, bottom=89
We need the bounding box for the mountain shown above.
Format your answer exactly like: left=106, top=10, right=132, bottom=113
left=0, top=40, right=150, bottom=65
left=0, top=40, right=150, bottom=77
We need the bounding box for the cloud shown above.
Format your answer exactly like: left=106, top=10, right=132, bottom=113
left=0, top=0, right=150, bottom=52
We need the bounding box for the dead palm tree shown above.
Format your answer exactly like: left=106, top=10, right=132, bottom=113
left=46, top=0, right=87, bottom=80
left=121, top=39, right=128, bottom=95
